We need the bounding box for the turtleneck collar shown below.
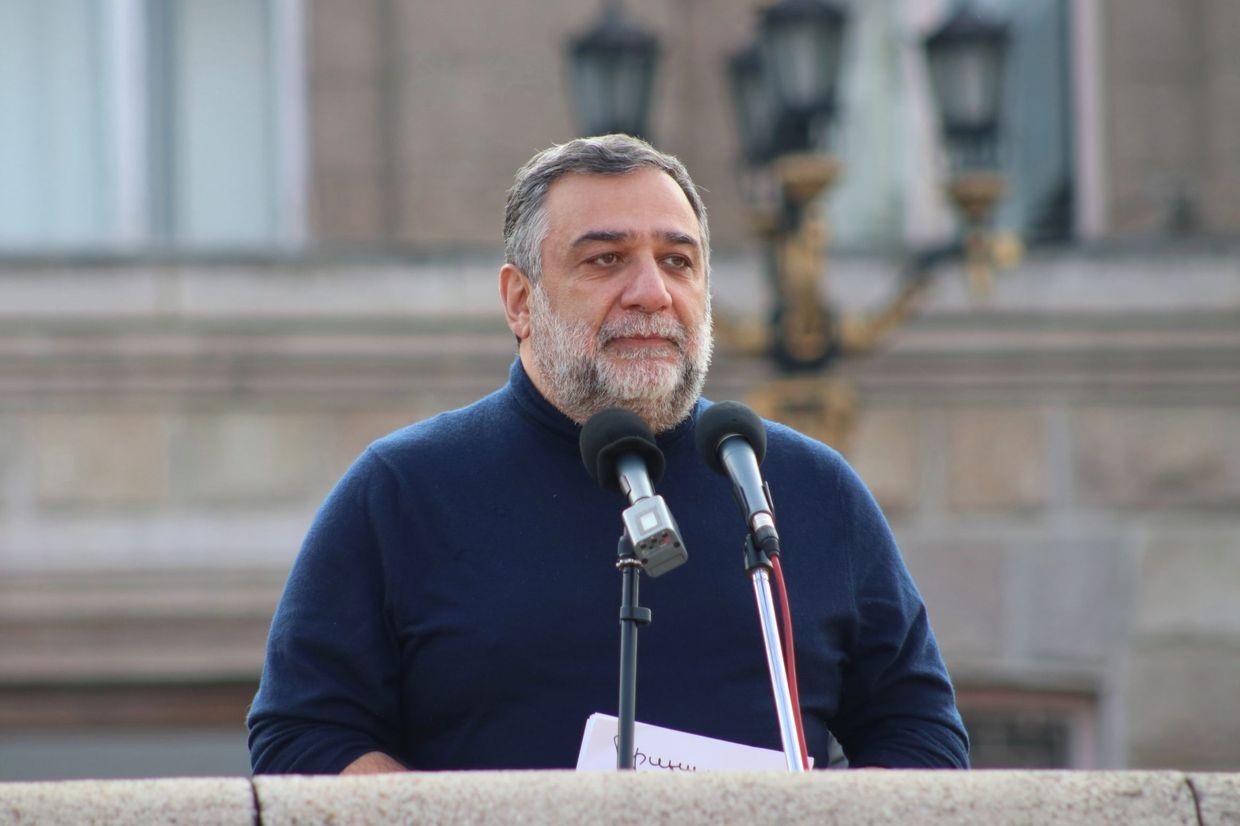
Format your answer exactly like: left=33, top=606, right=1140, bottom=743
left=505, top=357, right=701, bottom=450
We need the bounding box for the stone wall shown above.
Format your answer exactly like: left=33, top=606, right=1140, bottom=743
left=1, top=771, right=1238, bottom=825
left=2, top=245, right=1237, bottom=774
left=839, top=248, right=1240, bottom=769
left=303, top=1, right=1240, bottom=250
left=305, top=0, right=758, bottom=249
left=3, top=0, right=1240, bottom=781
left=1101, top=0, right=1240, bottom=235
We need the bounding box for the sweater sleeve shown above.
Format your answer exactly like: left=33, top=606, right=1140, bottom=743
left=247, top=449, right=406, bottom=774
left=828, top=458, right=970, bottom=769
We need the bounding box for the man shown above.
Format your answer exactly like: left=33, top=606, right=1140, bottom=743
left=248, top=135, right=968, bottom=774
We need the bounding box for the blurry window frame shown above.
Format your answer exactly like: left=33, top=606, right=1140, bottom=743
left=957, top=687, right=1097, bottom=769
left=0, top=0, right=306, bottom=254
left=830, top=0, right=1079, bottom=250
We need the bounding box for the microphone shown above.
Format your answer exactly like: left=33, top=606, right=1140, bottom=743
left=695, top=401, right=780, bottom=556
left=580, top=409, right=688, bottom=577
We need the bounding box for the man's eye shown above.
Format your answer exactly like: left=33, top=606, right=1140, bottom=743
left=590, top=253, right=620, bottom=266
left=663, top=255, right=691, bottom=269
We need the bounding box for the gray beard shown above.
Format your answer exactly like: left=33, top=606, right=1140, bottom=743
left=527, top=283, right=713, bottom=433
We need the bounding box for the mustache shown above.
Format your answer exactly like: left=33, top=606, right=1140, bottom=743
left=598, top=314, right=688, bottom=350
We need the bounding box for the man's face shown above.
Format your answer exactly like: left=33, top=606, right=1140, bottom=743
left=524, top=168, right=712, bottom=432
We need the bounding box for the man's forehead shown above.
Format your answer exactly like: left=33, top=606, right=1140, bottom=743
left=543, top=169, right=701, bottom=239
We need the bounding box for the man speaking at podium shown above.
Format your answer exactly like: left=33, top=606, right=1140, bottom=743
left=248, top=135, right=969, bottom=774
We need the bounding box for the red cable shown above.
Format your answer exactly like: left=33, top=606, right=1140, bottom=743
left=770, top=555, right=810, bottom=770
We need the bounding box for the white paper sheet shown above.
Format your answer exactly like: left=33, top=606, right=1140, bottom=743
left=575, top=713, right=809, bottom=772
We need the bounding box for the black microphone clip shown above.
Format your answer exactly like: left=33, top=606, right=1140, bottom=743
left=580, top=409, right=688, bottom=578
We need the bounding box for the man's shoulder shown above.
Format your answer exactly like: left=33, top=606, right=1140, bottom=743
left=764, top=417, right=848, bottom=483
left=696, top=398, right=848, bottom=485
left=362, top=385, right=512, bottom=467
left=762, top=417, right=839, bottom=457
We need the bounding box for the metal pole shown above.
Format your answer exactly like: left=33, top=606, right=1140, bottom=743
left=751, top=567, right=807, bottom=771
left=616, top=560, right=641, bottom=769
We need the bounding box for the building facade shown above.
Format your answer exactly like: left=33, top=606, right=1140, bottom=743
left=1, top=0, right=1238, bottom=777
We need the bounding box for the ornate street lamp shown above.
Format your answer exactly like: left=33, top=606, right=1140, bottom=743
left=716, top=2, right=1017, bottom=446
left=563, top=2, right=1018, bottom=447
left=566, top=1, right=660, bottom=139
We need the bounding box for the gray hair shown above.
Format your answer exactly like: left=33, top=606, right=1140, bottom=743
left=503, top=134, right=710, bottom=283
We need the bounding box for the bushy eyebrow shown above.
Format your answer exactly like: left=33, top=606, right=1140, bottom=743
left=570, top=230, right=629, bottom=248
left=661, top=231, right=699, bottom=248
left=570, top=229, right=700, bottom=250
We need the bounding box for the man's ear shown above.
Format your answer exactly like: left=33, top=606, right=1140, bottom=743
left=499, top=263, right=533, bottom=341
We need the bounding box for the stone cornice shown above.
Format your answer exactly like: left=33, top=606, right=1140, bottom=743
left=2, top=248, right=1235, bottom=406
left=1, top=311, right=1236, bottom=406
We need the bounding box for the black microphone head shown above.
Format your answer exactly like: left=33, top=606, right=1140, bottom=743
left=695, top=401, right=768, bottom=475
left=579, top=408, right=665, bottom=493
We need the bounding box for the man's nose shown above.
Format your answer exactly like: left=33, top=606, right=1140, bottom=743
left=620, top=254, right=672, bottom=312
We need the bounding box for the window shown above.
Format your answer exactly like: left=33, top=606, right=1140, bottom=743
left=958, top=689, right=1097, bottom=768
left=0, top=0, right=304, bottom=251
left=826, top=0, right=1075, bottom=248
left=0, top=0, right=112, bottom=245
left=990, top=0, right=1075, bottom=242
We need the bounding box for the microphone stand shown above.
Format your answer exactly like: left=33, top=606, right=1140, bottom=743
left=601, top=451, right=685, bottom=769
left=615, top=534, right=650, bottom=770
left=744, top=536, right=807, bottom=772
left=580, top=409, right=687, bottom=769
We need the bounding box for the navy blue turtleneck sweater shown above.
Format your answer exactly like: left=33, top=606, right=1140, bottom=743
left=248, top=360, right=968, bottom=773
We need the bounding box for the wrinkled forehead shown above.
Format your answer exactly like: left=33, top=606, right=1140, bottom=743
left=542, top=170, right=703, bottom=244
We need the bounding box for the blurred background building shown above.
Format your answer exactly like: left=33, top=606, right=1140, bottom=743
left=1, top=0, right=1238, bottom=778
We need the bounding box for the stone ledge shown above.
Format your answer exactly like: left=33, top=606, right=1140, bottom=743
left=1191, top=773, right=1240, bottom=825
left=0, top=777, right=253, bottom=826
left=2, top=771, right=1237, bottom=825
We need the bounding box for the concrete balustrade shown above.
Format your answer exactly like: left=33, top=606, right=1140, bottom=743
left=0, top=778, right=254, bottom=825
left=2, top=771, right=1238, bottom=825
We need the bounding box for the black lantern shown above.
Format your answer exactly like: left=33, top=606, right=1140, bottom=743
left=727, top=44, right=778, bottom=165
left=567, top=2, right=660, bottom=139
left=924, top=3, right=1009, bottom=170
left=757, top=0, right=848, bottom=155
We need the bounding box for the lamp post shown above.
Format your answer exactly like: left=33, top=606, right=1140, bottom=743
left=564, top=1, right=1017, bottom=447
left=727, top=0, right=851, bottom=377
left=722, top=1, right=1016, bottom=444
